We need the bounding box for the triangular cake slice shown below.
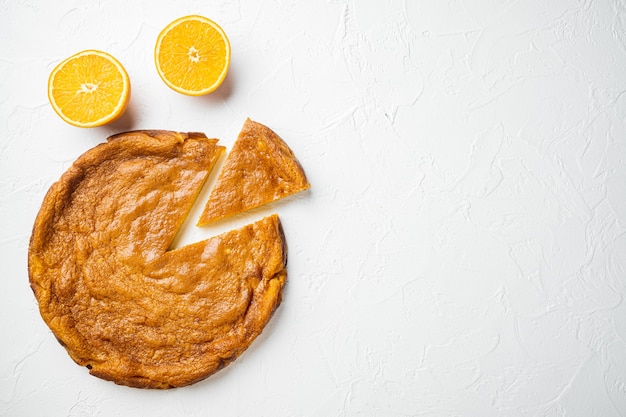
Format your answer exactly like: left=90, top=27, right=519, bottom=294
left=198, top=118, right=310, bottom=225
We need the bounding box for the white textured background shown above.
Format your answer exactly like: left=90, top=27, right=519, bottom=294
left=2, top=0, right=626, bottom=416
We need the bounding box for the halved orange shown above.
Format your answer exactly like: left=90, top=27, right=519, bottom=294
left=48, top=50, right=130, bottom=128
left=155, top=15, right=231, bottom=96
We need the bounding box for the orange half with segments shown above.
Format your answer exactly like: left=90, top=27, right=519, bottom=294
left=48, top=50, right=130, bottom=128
left=155, top=15, right=231, bottom=96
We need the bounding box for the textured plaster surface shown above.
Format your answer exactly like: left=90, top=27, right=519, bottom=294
left=1, top=0, right=626, bottom=416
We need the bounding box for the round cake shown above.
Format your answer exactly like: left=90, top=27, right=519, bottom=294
left=28, top=130, right=287, bottom=388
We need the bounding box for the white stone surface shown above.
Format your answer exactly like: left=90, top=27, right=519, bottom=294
left=2, top=0, right=626, bottom=416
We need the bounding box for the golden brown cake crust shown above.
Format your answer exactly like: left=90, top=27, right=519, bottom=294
left=198, top=118, right=310, bottom=225
left=28, top=130, right=287, bottom=388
